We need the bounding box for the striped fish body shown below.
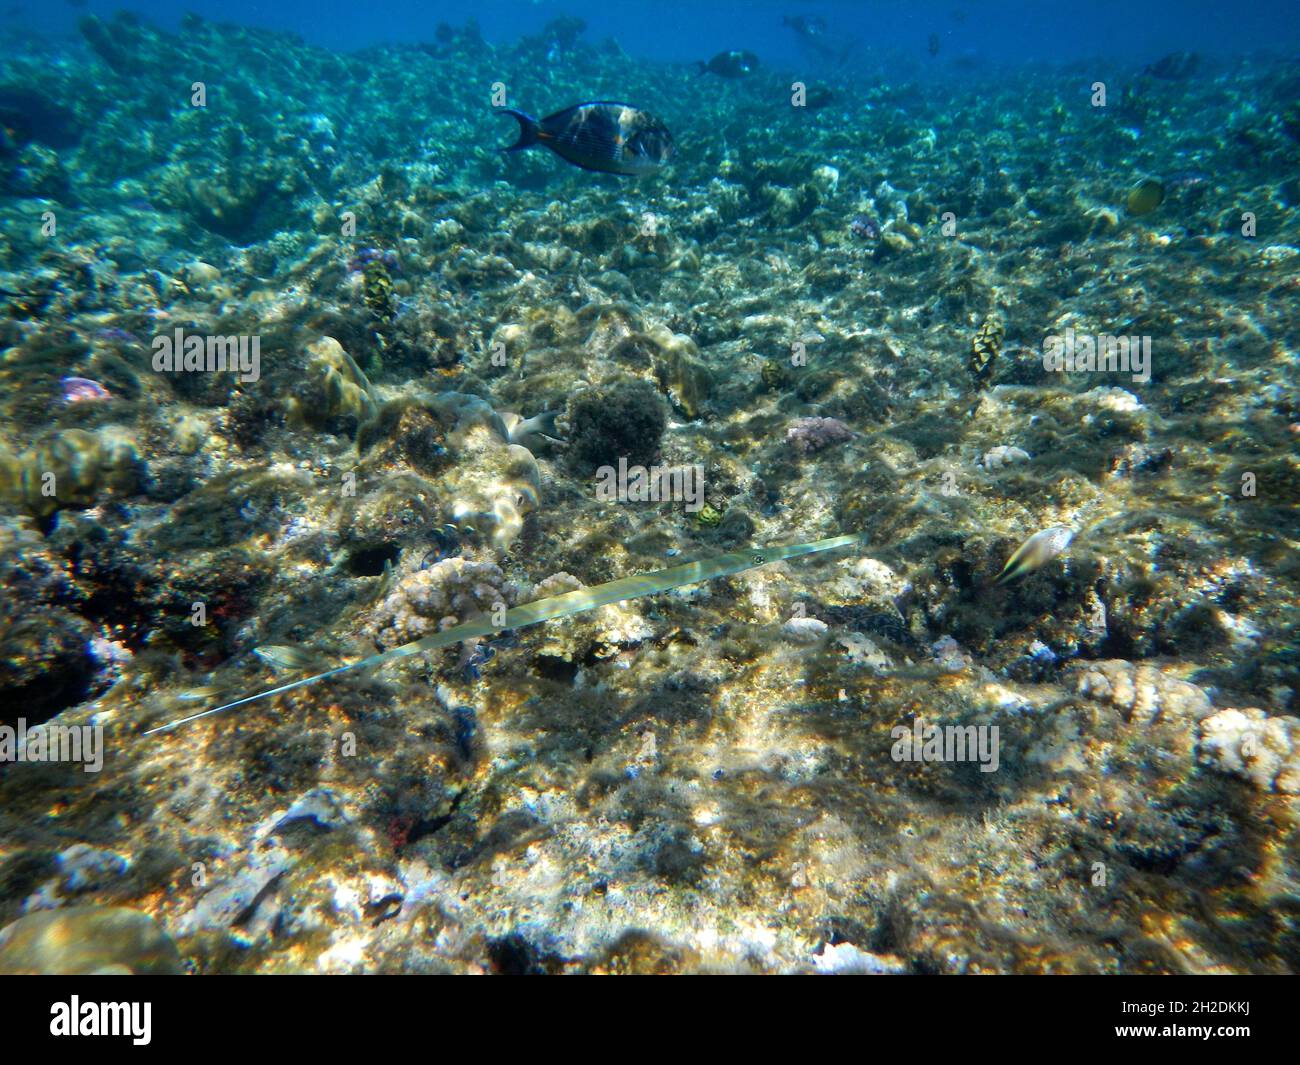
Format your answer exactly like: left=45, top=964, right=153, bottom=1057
left=499, top=101, right=674, bottom=176
left=968, top=314, right=1004, bottom=388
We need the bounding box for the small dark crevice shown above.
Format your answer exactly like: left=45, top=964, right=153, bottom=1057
left=531, top=654, right=579, bottom=685
left=405, top=789, right=466, bottom=847
left=487, top=933, right=567, bottom=975
left=344, top=543, right=400, bottom=576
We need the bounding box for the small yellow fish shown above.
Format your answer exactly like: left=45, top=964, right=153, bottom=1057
left=994, top=526, right=1075, bottom=585
left=1125, top=178, right=1165, bottom=217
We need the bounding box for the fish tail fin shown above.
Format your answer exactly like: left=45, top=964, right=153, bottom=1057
left=522, top=409, right=560, bottom=439
left=497, top=108, right=540, bottom=152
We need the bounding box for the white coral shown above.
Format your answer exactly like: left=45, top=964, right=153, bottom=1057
left=782, top=616, right=828, bottom=644
left=367, top=557, right=514, bottom=648
left=829, top=556, right=909, bottom=601
left=1083, top=386, right=1143, bottom=413
left=1072, top=661, right=1213, bottom=726
left=1199, top=708, right=1300, bottom=794
left=526, top=572, right=653, bottom=661
left=981, top=445, right=1030, bottom=470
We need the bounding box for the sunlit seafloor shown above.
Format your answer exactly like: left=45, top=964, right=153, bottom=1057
left=0, top=10, right=1297, bottom=974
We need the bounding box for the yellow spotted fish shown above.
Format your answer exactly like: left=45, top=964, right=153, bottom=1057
left=968, top=313, right=1005, bottom=390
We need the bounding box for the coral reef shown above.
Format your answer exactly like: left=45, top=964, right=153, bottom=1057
left=0, top=14, right=1295, bottom=976
left=785, top=416, right=856, bottom=454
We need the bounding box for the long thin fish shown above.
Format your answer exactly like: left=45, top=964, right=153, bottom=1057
left=143, top=533, right=865, bottom=735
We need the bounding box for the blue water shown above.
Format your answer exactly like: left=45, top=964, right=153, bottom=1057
left=6, top=0, right=1300, bottom=63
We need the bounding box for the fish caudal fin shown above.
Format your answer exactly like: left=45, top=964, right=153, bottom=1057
left=513, top=409, right=560, bottom=443
left=497, top=108, right=540, bottom=152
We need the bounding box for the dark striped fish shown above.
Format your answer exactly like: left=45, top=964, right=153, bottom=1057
left=696, top=50, right=760, bottom=78
left=497, top=101, right=674, bottom=176
left=143, top=533, right=864, bottom=734
left=968, top=313, right=1004, bottom=390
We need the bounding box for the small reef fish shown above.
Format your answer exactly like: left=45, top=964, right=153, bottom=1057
left=1125, top=177, right=1165, bottom=217
left=93, top=326, right=142, bottom=345
left=968, top=314, right=1004, bottom=390
left=782, top=14, right=856, bottom=64
left=1165, top=170, right=1210, bottom=193
left=803, top=86, right=835, bottom=110
left=696, top=50, right=760, bottom=78
left=849, top=214, right=880, bottom=241
left=782, top=15, right=827, bottom=37
left=1142, top=51, right=1200, bottom=80
left=143, top=533, right=866, bottom=734
left=461, top=631, right=518, bottom=682
left=994, top=526, right=1075, bottom=585
left=498, top=101, right=675, bottom=176
left=450, top=705, right=478, bottom=762
left=420, top=523, right=464, bottom=568
left=253, top=644, right=329, bottom=674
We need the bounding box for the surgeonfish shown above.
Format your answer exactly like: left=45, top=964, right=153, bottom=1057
left=497, top=101, right=674, bottom=176
left=500, top=409, right=561, bottom=450
left=696, top=50, right=760, bottom=78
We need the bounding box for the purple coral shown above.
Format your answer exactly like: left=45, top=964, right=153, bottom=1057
left=786, top=416, right=855, bottom=454
left=348, top=248, right=400, bottom=273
